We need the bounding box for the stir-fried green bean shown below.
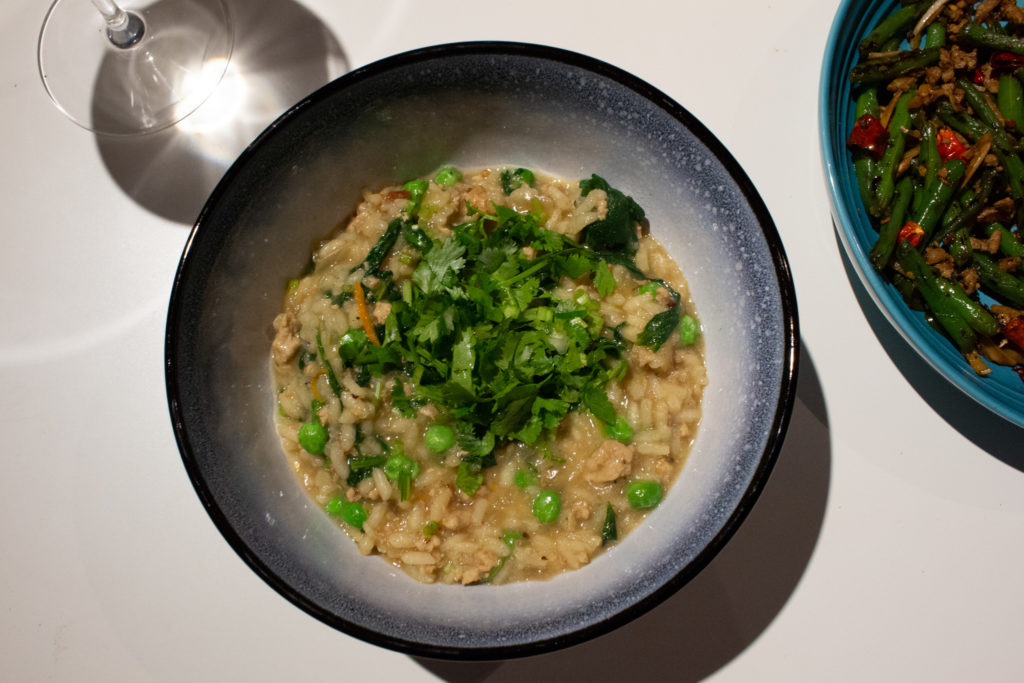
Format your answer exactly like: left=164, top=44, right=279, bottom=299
left=846, top=1, right=1024, bottom=378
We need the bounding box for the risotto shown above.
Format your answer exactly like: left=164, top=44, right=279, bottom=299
left=270, top=166, right=706, bottom=585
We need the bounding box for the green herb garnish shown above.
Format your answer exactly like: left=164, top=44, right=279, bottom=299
left=335, top=171, right=684, bottom=492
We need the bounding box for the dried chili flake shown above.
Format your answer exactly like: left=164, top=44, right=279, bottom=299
left=898, top=221, right=925, bottom=247
left=847, top=114, right=888, bottom=160
left=937, top=128, right=967, bottom=162
left=991, top=52, right=1024, bottom=72
left=1004, top=317, right=1024, bottom=351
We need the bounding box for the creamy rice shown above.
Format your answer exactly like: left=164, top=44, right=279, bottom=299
left=270, top=167, right=706, bottom=584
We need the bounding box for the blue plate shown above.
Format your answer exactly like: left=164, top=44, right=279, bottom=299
left=820, top=0, right=1024, bottom=428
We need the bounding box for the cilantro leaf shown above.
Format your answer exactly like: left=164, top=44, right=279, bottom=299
left=593, top=260, right=617, bottom=297
left=412, top=237, right=466, bottom=295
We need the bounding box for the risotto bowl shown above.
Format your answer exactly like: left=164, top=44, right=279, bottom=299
left=166, top=41, right=798, bottom=659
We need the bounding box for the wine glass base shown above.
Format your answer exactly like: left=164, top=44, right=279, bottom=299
left=38, top=0, right=234, bottom=136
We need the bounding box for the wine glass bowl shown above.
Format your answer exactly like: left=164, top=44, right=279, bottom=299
left=38, top=0, right=233, bottom=136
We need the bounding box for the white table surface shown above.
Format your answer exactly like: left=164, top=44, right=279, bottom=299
left=3, top=0, right=1023, bottom=680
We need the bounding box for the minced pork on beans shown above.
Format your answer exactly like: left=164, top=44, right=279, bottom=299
left=270, top=166, right=706, bottom=585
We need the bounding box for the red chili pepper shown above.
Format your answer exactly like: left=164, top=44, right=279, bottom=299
left=846, top=113, right=888, bottom=160
left=898, top=221, right=925, bottom=247
left=991, top=52, right=1024, bottom=72
left=936, top=128, right=967, bottom=162
left=1004, top=317, right=1024, bottom=351
left=973, top=66, right=986, bottom=85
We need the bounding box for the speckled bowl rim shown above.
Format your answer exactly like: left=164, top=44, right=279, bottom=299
left=166, top=41, right=799, bottom=659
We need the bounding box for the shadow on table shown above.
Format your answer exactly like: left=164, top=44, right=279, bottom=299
left=414, top=341, right=831, bottom=682
left=94, top=0, right=348, bottom=225
left=835, top=233, right=1024, bottom=472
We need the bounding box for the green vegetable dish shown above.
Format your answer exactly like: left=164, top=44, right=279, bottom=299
left=271, top=166, right=706, bottom=584
left=846, top=1, right=1024, bottom=379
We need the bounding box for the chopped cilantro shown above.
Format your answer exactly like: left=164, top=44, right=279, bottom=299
left=335, top=170, right=684, bottom=486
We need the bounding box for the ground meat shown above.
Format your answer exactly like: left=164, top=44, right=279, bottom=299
left=978, top=197, right=1016, bottom=224
left=569, top=500, right=592, bottom=523
left=999, top=256, right=1022, bottom=273
left=584, top=440, right=635, bottom=484
left=960, top=267, right=981, bottom=295
left=971, top=231, right=1002, bottom=254
left=271, top=313, right=302, bottom=366
left=975, top=0, right=1002, bottom=23
left=372, top=301, right=391, bottom=324
left=925, top=248, right=955, bottom=279
left=455, top=550, right=499, bottom=585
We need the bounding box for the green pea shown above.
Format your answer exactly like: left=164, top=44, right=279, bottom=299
left=328, top=498, right=368, bottom=531
left=325, top=496, right=344, bottom=517
left=679, top=314, right=700, bottom=346
left=297, top=421, right=328, bottom=455
left=434, top=166, right=462, bottom=187
left=604, top=416, right=633, bottom=444
left=532, top=490, right=561, bottom=523
left=513, top=470, right=538, bottom=489
left=424, top=424, right=455, bottom=453
left=626, top=480, right=663, bottom=509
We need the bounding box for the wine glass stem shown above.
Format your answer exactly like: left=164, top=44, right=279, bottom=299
left=91, top=0, right=145, bottom=49
left=91, top=0, right=128, bottom=28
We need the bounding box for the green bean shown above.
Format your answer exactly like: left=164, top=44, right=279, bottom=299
left=936, top=99, right=988, bottom=141
left=949, top=228, right=973, bottom=269
left=933, top=277, right=1000, bottom=337
left=870, top=175, right=915, bottom=272
left=998, top=74, right=1024, bottom=133
left=920, top=122, right=940, bottom=192
left=880, top=37, right=903, bottom=53
left=859, top=2, right=927, bottom=57
left=956, top=78, right=1018, bottom=154
left=896, top=241, right=977, bottom=352
left=924, top=21, right=946, bottom=49
left=932, top=167, right=999, bottom=246
left=915, top=158, right=966, bottom=245
left=853, top=88, right=881, bottom=208
left=984, top=223, right=1024, bottom=259
left=849, top=47, right=942, bottom=84
left=892, top=271, right=923, bottom=310
left=971, top=251, right=1024, bottom=307
left=873, top=92, right=914, bottom=216
left=957, top=22, right=1024, bottom=56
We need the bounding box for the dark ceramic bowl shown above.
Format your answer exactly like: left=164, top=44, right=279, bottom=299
left=166, top=41, right=798, bottom=659
left=821, top=0, right=1024, bottom=427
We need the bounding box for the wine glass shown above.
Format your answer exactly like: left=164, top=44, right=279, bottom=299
left=38, top=0, right=234, bottom=136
